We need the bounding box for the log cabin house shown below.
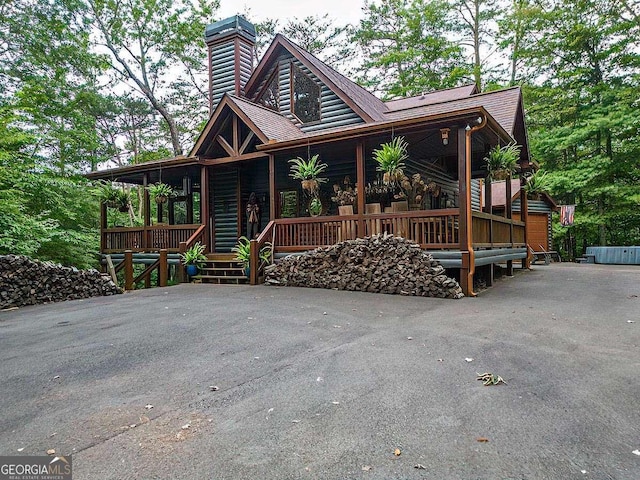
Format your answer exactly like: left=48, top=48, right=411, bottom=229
left=87, top=15, right=534, bottom=296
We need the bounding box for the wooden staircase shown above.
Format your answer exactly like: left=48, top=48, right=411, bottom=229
left=191, top=253, right=248, bottom=284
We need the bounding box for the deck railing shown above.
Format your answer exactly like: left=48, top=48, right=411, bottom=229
left=102, top=224, right=203, bottom=253
left=471, top=211, right=526, bottom=248
left=273, top=209, right=461, bottom=251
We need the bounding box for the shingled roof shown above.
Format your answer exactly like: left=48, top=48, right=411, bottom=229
left=228, top=94, right=303, bottom=142
left=384, top=87, right=523, bottom=137
left=384, top=84, right=478, bottom=111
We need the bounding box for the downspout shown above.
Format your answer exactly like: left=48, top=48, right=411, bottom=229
left=463, top=116, right=488, bottom=297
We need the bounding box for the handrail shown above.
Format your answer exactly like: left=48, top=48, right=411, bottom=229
left=273, top=208, right=460, bottom=225
left=250, top=221, right=276, bottom=285
left=184, top=224, right=206, bottom=247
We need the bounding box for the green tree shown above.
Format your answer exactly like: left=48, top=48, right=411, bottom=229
left=522, top=0, right=640, bottom=251
left=85, top=0, right=218, bottom=156
left=351, top=0, right=468, bottom=98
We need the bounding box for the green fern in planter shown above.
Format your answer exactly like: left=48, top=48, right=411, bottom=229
left=147, top=182, right=174, bottom=203
left=288, top=154, right=328, bottom=193
left=484, top=143, right=521, bottom=180
left=373, top=136, right=408, bottom=184
left=180, top=242, right=207, bottom=266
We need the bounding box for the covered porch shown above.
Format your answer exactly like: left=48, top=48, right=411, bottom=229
left=89, top=108, right=530, bottom=296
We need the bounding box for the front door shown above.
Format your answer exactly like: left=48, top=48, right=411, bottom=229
left=212, top=168, right=239, bottom=252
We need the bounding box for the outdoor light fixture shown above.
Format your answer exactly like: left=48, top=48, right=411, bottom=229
left=477, top=116, right=483, bottom=124
left=465, top=124, right=471, bottom=131
left=440, top=128, right=450, bottom=146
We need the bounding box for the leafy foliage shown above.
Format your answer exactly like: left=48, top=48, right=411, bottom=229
left=351, top=0, right=468, bottom=97
left=373, top=136, right=409, bottom=184
left=180, top=242, right=207, bottom=266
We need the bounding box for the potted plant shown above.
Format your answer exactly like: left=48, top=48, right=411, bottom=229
left=147, top=182, right=174, bottom=204
left=114, top=189, right=131, bottom=212
left=524, top=170, right=550, bottom=200
left=180, top=242, right=207, bottom=277
left=373, top=136, right=408, bottom=185
left=331, top=178, right=356, bottom=215
left=231, top=236, right=273, bottom=277
left=288, top=154, right=328, bottom=194
left=484, top=143, right=521, bottom=180
left=308, top=197, right=323, bottom=217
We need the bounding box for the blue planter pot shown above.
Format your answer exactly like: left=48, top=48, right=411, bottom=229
left=244, top=266, right=250, bottom=278
left=186, top=264, right=198, bottom=277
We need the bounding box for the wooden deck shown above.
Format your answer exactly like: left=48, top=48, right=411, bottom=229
left=101, top=224, right=203, bottom=253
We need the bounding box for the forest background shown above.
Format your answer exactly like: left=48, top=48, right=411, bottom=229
left=1, top=0, right=638, bottom=268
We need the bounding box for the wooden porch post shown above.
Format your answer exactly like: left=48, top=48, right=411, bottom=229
left=200, top=165, right=210, bottom=252
left=458, top=127, right=474, bottom=297
left=269, top=154, right=276, bottom=220
left=356, top=140, right=365, bottom=235
left=143, top=173, right=150, bottom=250
left=100, top=202, right=107, bottom=257
left=521, top=177, right=530, bottom=269
left=159, top=249, right=168, bottom=287
left=124, top=250, right=134, bottom=291
left=168, top=198, right=175, bottom=225
left=505, top=174, right=514, bottom=276
left=186, top=192, right=194, bottom=224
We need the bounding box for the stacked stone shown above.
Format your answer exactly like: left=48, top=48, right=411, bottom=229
left=0, top=255, right=121, bottom=309
left=265, top=233, right=464, bottom=299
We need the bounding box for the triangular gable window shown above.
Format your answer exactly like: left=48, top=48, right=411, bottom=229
left=257, top=71, right=279, bottom=111
left=291, top=63, right=320, bottom=123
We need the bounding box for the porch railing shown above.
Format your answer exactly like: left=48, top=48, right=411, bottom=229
left=102, top=224, right=203, bottom=253
left=471, top=212, right=526, bottom=248
left=273, top=209, right=461, bottom=252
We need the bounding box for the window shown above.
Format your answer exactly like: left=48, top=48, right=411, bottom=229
left=292, top=64, right=320, bottom=123
left=257, top=71, right=279, bottom=111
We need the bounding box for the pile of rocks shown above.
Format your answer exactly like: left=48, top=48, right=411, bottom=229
left=0, top=255, right=121, bottom=309
left=265, top=234, right=464, bottom=299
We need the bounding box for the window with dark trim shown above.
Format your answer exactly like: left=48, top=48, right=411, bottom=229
left=291, top=64, right=321, bottom=123
left=257, top=71, right=280, bottom=111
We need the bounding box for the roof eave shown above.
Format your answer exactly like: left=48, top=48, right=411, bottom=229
left=256, top=106, right=501, bottom=152
left=85, top=156, right=200, bottom=181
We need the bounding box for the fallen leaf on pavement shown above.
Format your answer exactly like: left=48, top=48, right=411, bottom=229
left=465, top=358, right=474, bottom=362
left=476, top=437, right=489, bottom=443
left=332, top=401, right=340, bottom=405
left=394, top=448, right=401, bottom=456
left=362, top=465, right=372, bottom=471
left=407, top=337, right=413, bottom=340
left=144, top=404, right=153, bottom=410
left=17, top=448, right=24, bottom=452
left=414, top=464, right=426, bottom=469
left=181, top=423, right=191, bottom=430
left=46, top=449, right=55, bottom=455
left=632, top=449, right=640, bottom=456
left=209, top=386, right=219, bottom=391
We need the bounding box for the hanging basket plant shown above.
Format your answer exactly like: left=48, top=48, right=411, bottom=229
left=288, top=154, right=328, bottom=194
left=524, top=170, right=550, bottom=199
left=373, top=136, right=408, bottom=185
left=308, top=196, right=323, bottom=217
left=147, top=182, right=174, bottom=204
left=484, top=143, right=521, bottom=181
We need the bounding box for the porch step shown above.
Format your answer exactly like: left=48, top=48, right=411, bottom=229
left=193, top=258, right=248, bottom=284
left=191, top=275, right=248, bottom=284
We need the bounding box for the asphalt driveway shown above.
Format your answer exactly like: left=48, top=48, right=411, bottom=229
left=0, top=263, right=639, bottom=479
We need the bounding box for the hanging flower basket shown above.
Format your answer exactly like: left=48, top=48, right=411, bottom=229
left=492, top=169, right=511, bottom=181
left=301, top=179, right=319, bottom=193
left=155, top=195, right=168, bottom=204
